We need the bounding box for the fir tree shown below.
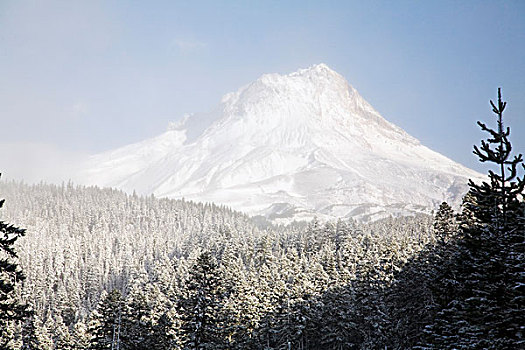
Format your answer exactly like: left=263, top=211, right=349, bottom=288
left=20, top=313, right=56, bottom=350
left=150, top=312, right=178, bottom=350
left=21, top=314, right=41, bottom=350
left=433, top=202, right=457, bottom=242
left=421, top=88, right=524, bottom=348
left=121, top=285, right=154, bottom=350
left=71, top=321, right=90, bottom=350
left=0, top=174, right=29, bottom=347
left=89, top=289, right=124, bottom=350
left=53, top=314, right=74, bottom=350
left=317, top=287, right=361, bottom=349
left=21, top=314, right=53, bottom=350
left=179, top=252, right=230, bottom=350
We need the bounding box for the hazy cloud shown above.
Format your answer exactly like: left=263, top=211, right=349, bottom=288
left=0, top=142, right=88, bottom=184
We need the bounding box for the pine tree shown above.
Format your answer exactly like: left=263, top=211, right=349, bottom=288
left=421, top=89, right=524, bottom=348
left=20, top=311, right=58, bottom=350
left=433, top=202, right=457, bottom=242
left=150, top=312, right=178, bottom=350
left=387, top=214, right=459, bottom=349
left=121, top=284, right=153, bottom=350
left=21, top=314, right=41, bottom=350
left=225, top=273, right=261, bottom=349
left=0, top=174, right=29, bottom=347
left=471, top=88, right=524, bottom=232
left=89, top=289, right=124, bottom=350
left=21, top=314, right=53, bottom=350
left=53, top=314, right=74, bottom=350
left=316, top=287, right=360, bottom=349
left=71, top=321, right=90, bottom=350
left=178, top=252, right=230, bottom=350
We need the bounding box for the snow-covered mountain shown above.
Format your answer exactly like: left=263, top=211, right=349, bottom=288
left=76, top=64, right=483, bottom=222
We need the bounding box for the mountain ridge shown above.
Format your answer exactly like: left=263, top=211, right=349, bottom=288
left=76, top=64, right=483, bottom=223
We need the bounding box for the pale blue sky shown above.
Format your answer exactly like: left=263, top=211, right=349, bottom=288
left=0, top=0, right=524, bottom=181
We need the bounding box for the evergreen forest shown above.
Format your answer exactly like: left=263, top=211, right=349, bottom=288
left=0, top=90, right=523, bottom=349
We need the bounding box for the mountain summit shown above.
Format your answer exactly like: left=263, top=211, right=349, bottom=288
left=76, top=64, right=483, bottom=222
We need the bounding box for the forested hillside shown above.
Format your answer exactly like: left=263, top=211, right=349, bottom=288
left=1, top=181, right=437, bottom=349
left=0, top=89, right=523, bottom=349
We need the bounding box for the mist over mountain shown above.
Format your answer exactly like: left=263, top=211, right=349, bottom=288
left=76, top=64, right=483, bottom=222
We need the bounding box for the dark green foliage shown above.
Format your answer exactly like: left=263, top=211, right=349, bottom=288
left=433, top=202, right=457, bottom=241
left=0, top=174, right=29, bottom=347
left=471, top=88, right=525, bottom=231
left=88, top=286, right=167, bottom=349
left=21, top=315, right=40, bottom=350
left=89, top=289, right=124, bottom=350
left=179, top=252, right=230, bottom=350
left=418, top=89, right=525, bottom=348
left=20, top=314, right=52, bottom=350
left=150, top=313, right=177, bottom=350
left=121, top=290, right=153, bottom=350
left=316, top=287, right=361, bottom=349
left=388, top=203, right=458, bottom=348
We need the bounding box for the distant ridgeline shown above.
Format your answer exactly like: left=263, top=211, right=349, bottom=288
left=75, top=64, right=483, bottom=224
left=1, top=81, right=522, bottom=348
left=1, top=180, right=439, bottom=349
left=2, top=88, right=524, bottom=349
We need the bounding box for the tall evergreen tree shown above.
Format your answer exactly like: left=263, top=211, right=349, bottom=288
left=53, top=314, right=74, bottom=350
left=150, top=312, right=178, bottom=350
left=121, top=284, right=154, bottom=350
left=71, top=321, right=90, bottom=350
left=421, top=89, right=524, bottom=348
left=433, top=202, right=457, bottom=242
left=179, top=252, right=230, bottom=350
left=21, top=314, right=41, bottom=350
left=89, top=289, right=124, bottom=350
left=20, top=313, right=53, bottom=350
left=471, top=88, right=525, bottom=231
left=0, top=174, right=29, bottom=347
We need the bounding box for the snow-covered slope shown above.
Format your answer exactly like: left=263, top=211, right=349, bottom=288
left=76, top=64, right=483, bottom=222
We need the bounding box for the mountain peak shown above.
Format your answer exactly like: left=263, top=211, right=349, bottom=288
left=77, top=65, right=484, bottom=223
left=293, top=63, right=340, bottom=77
left=248, top=63, right=345, bottom=90
left=258, top=63, right=345, bottom=86
left=217, top=64, right=403, bottom=146
left=221, top=63, right=355, bottom=118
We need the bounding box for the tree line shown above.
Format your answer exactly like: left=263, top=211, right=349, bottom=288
left=0, top=89, right=523, bottom=349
